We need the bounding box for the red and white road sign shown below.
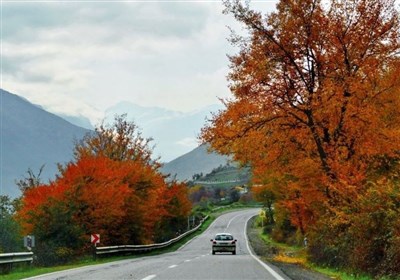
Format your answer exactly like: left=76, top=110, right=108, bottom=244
left=91, top=234, right=100, bottom=245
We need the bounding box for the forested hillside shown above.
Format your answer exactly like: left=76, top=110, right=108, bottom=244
left=161, top=144, right=230, bottom=181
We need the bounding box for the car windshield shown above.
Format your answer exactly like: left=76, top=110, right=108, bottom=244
left=215, top=234, right=233, bottom=241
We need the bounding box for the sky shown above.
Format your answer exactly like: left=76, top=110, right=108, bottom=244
left=1, top=0, right=278, bottom=125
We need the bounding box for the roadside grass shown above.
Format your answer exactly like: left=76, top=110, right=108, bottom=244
left=254, top=218, right=377, bottom=280
left=2, top=204, right=261, bottom=280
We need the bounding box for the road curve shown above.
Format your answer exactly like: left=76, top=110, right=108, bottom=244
left=24, top=209, right=290, bottom=280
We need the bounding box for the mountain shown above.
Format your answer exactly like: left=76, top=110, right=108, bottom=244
left=161, top=144, right=230, bottom=181
left=57, top=113, right=94, bottom=130
left=105, top=101, right=223, bottom=162
left=0, top=89, right=89, bottom=198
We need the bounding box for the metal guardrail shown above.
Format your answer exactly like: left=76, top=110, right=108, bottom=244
left=0, top=216, right=209, bottom=268
left=0, top=252, right=33, bottom=265
left=96, top=216, right=209, bottom=256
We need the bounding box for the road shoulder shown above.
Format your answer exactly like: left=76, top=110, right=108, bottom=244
left=246, top=216, right=332, bottom=280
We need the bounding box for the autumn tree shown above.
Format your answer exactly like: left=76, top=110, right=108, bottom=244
left=188, top=185, right=211, bottom=204
left=155, top=181, right=192, bottom=241
left=17, top=115, right=191, bottom=265
left=15, top=165, right=45, bottom=193
left=201, top=0, right=400, bottom=275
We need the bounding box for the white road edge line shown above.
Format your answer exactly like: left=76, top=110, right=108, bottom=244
left=141, top=275, right=157, bottom=280
left=245, top=214, right=286, bottom=280
left=168, top=265, right=178, bottom=268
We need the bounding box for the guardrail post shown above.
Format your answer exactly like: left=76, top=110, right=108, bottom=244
left=0, top=262, right=11, bottom=274
left=92, top=245, right=97, bottom=261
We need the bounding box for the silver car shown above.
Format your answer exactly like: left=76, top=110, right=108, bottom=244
left=210, top=233, right=237, bottom=255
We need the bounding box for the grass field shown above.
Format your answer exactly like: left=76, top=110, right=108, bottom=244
left=194, top=165, right=251, bottom=188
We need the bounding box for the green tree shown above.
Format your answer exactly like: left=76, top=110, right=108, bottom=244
left=0, top=196, right=23, bottom=253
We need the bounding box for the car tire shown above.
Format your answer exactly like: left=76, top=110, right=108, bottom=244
left=232, top=250, right=236, bottom=255
left=212, top=250, right=215, bottom=255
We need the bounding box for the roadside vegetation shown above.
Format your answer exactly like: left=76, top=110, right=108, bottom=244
left=1, top=115, right=192, bottom=272
left=0, top=114, right=256, bottom=277
left=250, top=215, right=394, bottom=280
left=201, top=0, right=400, bottom=278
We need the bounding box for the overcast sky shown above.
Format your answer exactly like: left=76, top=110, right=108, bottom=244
left=1, top=0, right=278, bottom=124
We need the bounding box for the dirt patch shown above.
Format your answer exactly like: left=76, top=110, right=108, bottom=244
left=247, top=216, right=333, bottom=280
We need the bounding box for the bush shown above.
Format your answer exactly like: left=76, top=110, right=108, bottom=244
left=308, top=182, right=400, bottom=277
left=55, top=247, right=75, bottom=264
left=270, top=206, right=297, bottom=244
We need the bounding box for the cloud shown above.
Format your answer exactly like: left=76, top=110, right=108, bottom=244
left=1, top=0, right=280, bottom=161
left=1, top=1, right=240, bottom=120
left=176, top=137, right=199, bottom=149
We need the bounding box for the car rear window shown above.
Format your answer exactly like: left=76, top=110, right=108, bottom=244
left=215, top=235, right=233, bottom=240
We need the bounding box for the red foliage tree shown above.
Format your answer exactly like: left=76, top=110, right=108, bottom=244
left=201, top=0, right=400, bottom=274
left=17, top=115, right=191, bottom=264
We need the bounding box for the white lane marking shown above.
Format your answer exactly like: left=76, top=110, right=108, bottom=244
left=201, top=254, right=206, bottom=257
left=184, top=259, right=191, bottom=262
left=226, top=214, right=238, bottom=230
left=226, top=213, right=246, bottom=230
left=244, top=214, right=286, bottom=280
left=168, top=265, right=178, bottom=269
left=141, top=275, right=157, bottom=280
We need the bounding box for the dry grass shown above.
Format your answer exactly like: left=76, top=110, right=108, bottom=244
left=273, top=252, right=307, bottom=265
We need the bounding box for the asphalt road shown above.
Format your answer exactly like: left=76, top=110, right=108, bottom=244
left=25, top=209, right=290, bottom=280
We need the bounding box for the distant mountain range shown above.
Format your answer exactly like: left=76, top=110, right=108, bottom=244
left=0, top=89, right=89, bottom=198
left=0, top=89, right=230, bottom=198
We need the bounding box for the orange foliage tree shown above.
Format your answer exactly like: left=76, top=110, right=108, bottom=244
left=17, top=115, right=191, bottom=265
left=201, top=0, right=400, bottom=274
